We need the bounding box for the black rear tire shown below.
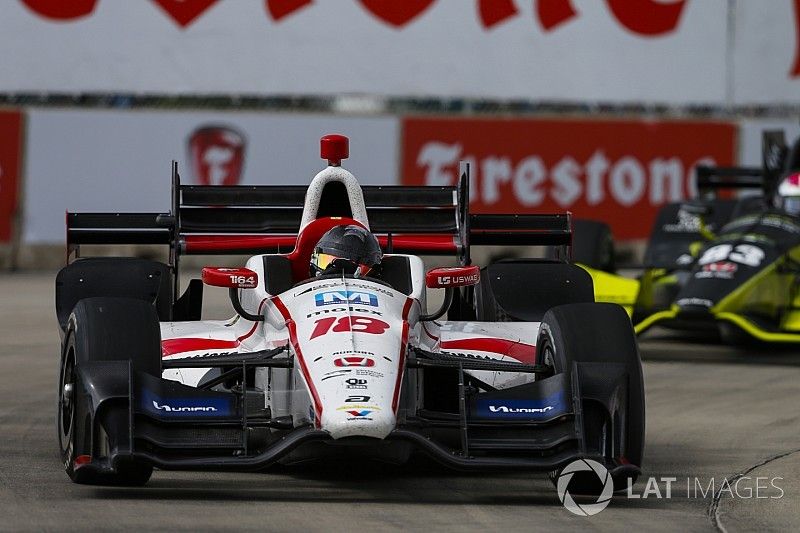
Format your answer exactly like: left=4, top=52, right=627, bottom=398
left=57, top=297, right=161, bottom=485
left=537, top=302, right=644, bottom=494
left=474, top=261, right=594, bottom=322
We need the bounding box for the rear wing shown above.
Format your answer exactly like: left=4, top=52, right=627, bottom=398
left=695, top=166, right=764, bottom=195
left=694, top=130, right=800, bottom=199
left=68, top=162, right=571, bottom=260
left=67, top=162, right=573, bottom=298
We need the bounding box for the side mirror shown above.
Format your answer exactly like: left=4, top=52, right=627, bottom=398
left=425, top=266, right=480, bottom=289
left=421, top=265, right=480, bottom=322
left=201, top=267, right=263, bottom=321
left=201, top=267, right=258, bottom=289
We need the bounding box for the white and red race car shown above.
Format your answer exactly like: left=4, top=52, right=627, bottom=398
left=56, top=135, right=644, bottom=492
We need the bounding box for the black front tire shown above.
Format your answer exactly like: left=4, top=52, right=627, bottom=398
left=537, top=302, right=644, bottom=493
left=57, top=297, right=160, bottom=486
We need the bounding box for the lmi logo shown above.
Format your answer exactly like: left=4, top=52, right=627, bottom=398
left=315, top=291, right=378, bottom=307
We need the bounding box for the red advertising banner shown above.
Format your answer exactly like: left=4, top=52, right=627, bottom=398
left=401, top=117, right=736, bottom=240
left=0, top=110, right=23, bottom=244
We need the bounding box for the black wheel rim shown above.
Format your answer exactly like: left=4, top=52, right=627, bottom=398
left=58, top=353, right=76, bottom=460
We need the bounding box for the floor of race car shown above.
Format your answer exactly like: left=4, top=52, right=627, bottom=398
left=1, top=272, right=799, bottom=532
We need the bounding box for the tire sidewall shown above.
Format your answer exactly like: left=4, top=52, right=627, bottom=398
left=57, top=331, right=77, bottom=479
left=56, top=298, right=160, bottom=485
left=537, top=303, right=645, bottom=470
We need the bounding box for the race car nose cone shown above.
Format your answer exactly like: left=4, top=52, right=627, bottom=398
left=321, top=134, right=349, bottom=166
left=323, top=409, right=396, bottom=440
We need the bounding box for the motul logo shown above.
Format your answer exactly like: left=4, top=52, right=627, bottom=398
left=334, top=357, right=375, bottom=367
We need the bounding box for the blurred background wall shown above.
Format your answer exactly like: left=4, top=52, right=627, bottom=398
left=1, top=0, right=799, bottom=268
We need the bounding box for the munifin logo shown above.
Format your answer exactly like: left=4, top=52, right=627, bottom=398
left=152, top=401, right=217, bottom=413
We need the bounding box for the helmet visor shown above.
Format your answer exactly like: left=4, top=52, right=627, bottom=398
left=311, top=251, right=339, bottom=272
left=311, top=250, right=374, bottom=278
left=784, top=197, right=800, bottom=216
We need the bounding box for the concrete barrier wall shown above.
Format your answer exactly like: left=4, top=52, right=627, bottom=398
left=2, top=1, right=799, bottom=106
left=2, top=109, right=799, bottom=268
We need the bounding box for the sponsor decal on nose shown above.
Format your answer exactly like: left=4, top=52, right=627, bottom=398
left=315, top=291, right=379, bottom=307
left=141, top=390, right=231, bottom=416
left=153, top=401, right=217, bottom=413
left=476, top=392, right=566, bottom=419
left=334, top=356, right=376, bottom=367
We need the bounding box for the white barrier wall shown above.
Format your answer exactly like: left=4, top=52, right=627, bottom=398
left=732, top=1, right=800, bottom=105
left=1, top=0, right=798, bottom=105
left=23, top=110, right=399, bottom=243
left=19, top=109, right=800, bottom=245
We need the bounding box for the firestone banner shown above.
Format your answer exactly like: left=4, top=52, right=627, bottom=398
left=401, top=117, right=736, bottom=240
left=23, top=110, right=398, bottom=243
left=1, top=1, right=798, bottom=105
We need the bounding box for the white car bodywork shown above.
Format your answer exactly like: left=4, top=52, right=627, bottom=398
left=160, top=164, right=539, bottom=441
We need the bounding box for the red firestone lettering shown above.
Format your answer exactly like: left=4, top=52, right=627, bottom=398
left=357, top=0, right=436, bottom=28
left=606, top=0, right=688, bottom=37
left=478, top=0, right=519, bottom=29
left=20, top=0, right=97, bottom=20
left=151, top=0, right=220, bottom=28
left=537, top=0, right=687, bottom=36
left=19, top=0, right=796, bottom=81
left=537, top=0, right=578, bottom=31
left=265, top=0, right=313, bottom=21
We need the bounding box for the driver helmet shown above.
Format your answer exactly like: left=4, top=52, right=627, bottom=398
left=310, top=225, right=382, bottom=277
left=774, top=172, right=800, bottom=216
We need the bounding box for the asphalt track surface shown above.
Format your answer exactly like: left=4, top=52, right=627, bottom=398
left=1, top=271, right=799, bottom=532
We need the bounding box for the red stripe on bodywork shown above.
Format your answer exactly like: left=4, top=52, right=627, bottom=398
left=235, top=298, right=269, bottom=344
left=161, top=338, right=239, bottom=357
left=421, top=323, right=439, bottom=343
left=161, top=298, right=267, bottom=357
left=392, top=297, right=414, bottom=413
left=273, top=296, right=323, bottom=427
left=440, top=337, right=536, bottom=364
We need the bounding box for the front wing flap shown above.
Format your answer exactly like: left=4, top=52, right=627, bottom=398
left=73, top=348, right=613, bottom=474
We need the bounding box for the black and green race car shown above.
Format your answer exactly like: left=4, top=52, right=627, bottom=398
left=577, top=131, right=800, bottom=344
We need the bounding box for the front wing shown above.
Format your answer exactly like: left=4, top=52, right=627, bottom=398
left=69, top=348, right=628, bottom=476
